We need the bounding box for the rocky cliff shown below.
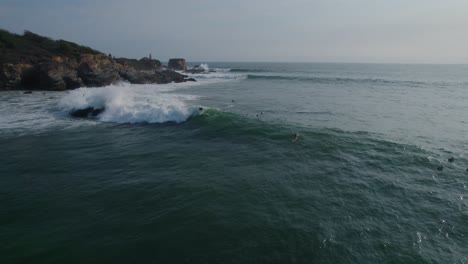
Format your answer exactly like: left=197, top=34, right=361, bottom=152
left=0, top=30, right=194, bottom=90
left=168, top=58, right=188, bottom=71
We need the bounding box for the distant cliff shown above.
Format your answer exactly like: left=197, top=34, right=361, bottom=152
left=0, top=30, right=194, bottom=90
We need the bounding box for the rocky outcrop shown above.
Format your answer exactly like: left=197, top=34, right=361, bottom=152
left=115, top=57, right=162, bottom=72
left=118, top=67, right=194, bottom=84
left=70, top=107, right=105, bottom=118
left=0, top=30, right=195, bottom=90
left=0, top=57, right=195, bottom=90
left=76, top=54, right=121, bottom=87
left=33, top=61, right=83, bottom=90
left=0, top=63, right=33, bottom=89
left=168, top=58, right=187, bottom=71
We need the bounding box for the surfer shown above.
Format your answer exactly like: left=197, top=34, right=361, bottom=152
left=448, top=157, right=454, bottom=163
left=292, top=133, right=299, bottom=142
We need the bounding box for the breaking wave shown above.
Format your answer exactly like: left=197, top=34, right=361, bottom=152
left=197, top=63, right=210, bottom=71
left=58, top=83, right=201, bottom=124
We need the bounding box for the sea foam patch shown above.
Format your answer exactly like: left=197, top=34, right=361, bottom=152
left=185, top=63, right=246, bottom=82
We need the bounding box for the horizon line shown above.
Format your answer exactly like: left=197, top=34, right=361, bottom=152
left=184, top=60, right=468, bottom=66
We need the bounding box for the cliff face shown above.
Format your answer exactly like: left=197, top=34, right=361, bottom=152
left=0, top=30, right=193, bottom=90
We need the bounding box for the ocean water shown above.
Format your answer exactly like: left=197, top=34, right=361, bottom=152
left=1, top=63, right=468, bottom=263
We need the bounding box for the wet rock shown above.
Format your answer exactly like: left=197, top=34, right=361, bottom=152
left=70, top=107, right=105, bottom=118
left=185, top=69, right=205, bottom=74
left=185, top=64, right=208, bottom=74
left=118, top=68, right=188, bottom=84
left=157, top=70, right=187, bottom=83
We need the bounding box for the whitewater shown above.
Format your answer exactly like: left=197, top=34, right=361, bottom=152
left=0, top=67, right=245, bottom=134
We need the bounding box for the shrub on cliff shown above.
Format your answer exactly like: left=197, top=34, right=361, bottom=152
left=0, top=29, right=102, bottom=64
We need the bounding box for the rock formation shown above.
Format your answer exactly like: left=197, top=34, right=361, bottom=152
left=168, top=58, right=188, bottom=71
left=0, top=30, right=195, bottom=90
left=115, top=57, right=162, bottom=72
left=70, top=107, right=105, bottom=118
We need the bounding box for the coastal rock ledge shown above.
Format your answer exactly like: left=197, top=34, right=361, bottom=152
left=0, top=30, right=195, bottom=90
left=168, top=58, right=188, bottom=71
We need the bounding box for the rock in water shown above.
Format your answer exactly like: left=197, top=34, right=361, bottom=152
left=168, top=58, right=187, bottom=71
left=70, top=107, right=105, bottom=118
left=118, top=68, right=190, bottom=84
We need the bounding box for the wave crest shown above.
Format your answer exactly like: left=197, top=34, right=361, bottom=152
left=58, top=83, right=200, bottom=124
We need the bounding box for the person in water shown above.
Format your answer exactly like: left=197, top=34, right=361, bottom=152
left=292, top=133, right=299, bottom=142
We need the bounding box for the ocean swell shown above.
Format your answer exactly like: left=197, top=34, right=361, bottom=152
left=246, top=74, right=429, bottom=86
left=230, top=68, right=270, bottom=73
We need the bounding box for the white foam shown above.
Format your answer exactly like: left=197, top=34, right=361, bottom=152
left=59, top=83, right=200, bottom=124
left=0, top=91, right=62, bottom=132
left=0, top=69, right=244, bottom=133
left=198, top=63, right=210, bottom=71
left=186, top=71, right=246, bottom=82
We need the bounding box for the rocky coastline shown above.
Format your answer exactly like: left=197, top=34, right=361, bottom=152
left=0, top=30, right=195, bottom=91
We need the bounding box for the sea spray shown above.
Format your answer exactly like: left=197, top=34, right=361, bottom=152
left=59, top=83, right=200, bottom=124
left=198, top=63, right=210, bottom=72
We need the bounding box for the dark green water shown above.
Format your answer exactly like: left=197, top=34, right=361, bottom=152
left=1, top=63, right=468, bottom=263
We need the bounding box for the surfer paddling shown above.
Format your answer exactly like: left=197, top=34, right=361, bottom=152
left=292, top=133, right=299, bottom=142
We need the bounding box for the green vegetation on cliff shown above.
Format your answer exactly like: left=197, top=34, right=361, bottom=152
left=0, top=29, right=101, bottom=64
left=0, top=29, right=192, bottom=90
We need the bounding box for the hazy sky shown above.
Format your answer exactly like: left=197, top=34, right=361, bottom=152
left=1, top=0, right=468, bottom=63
